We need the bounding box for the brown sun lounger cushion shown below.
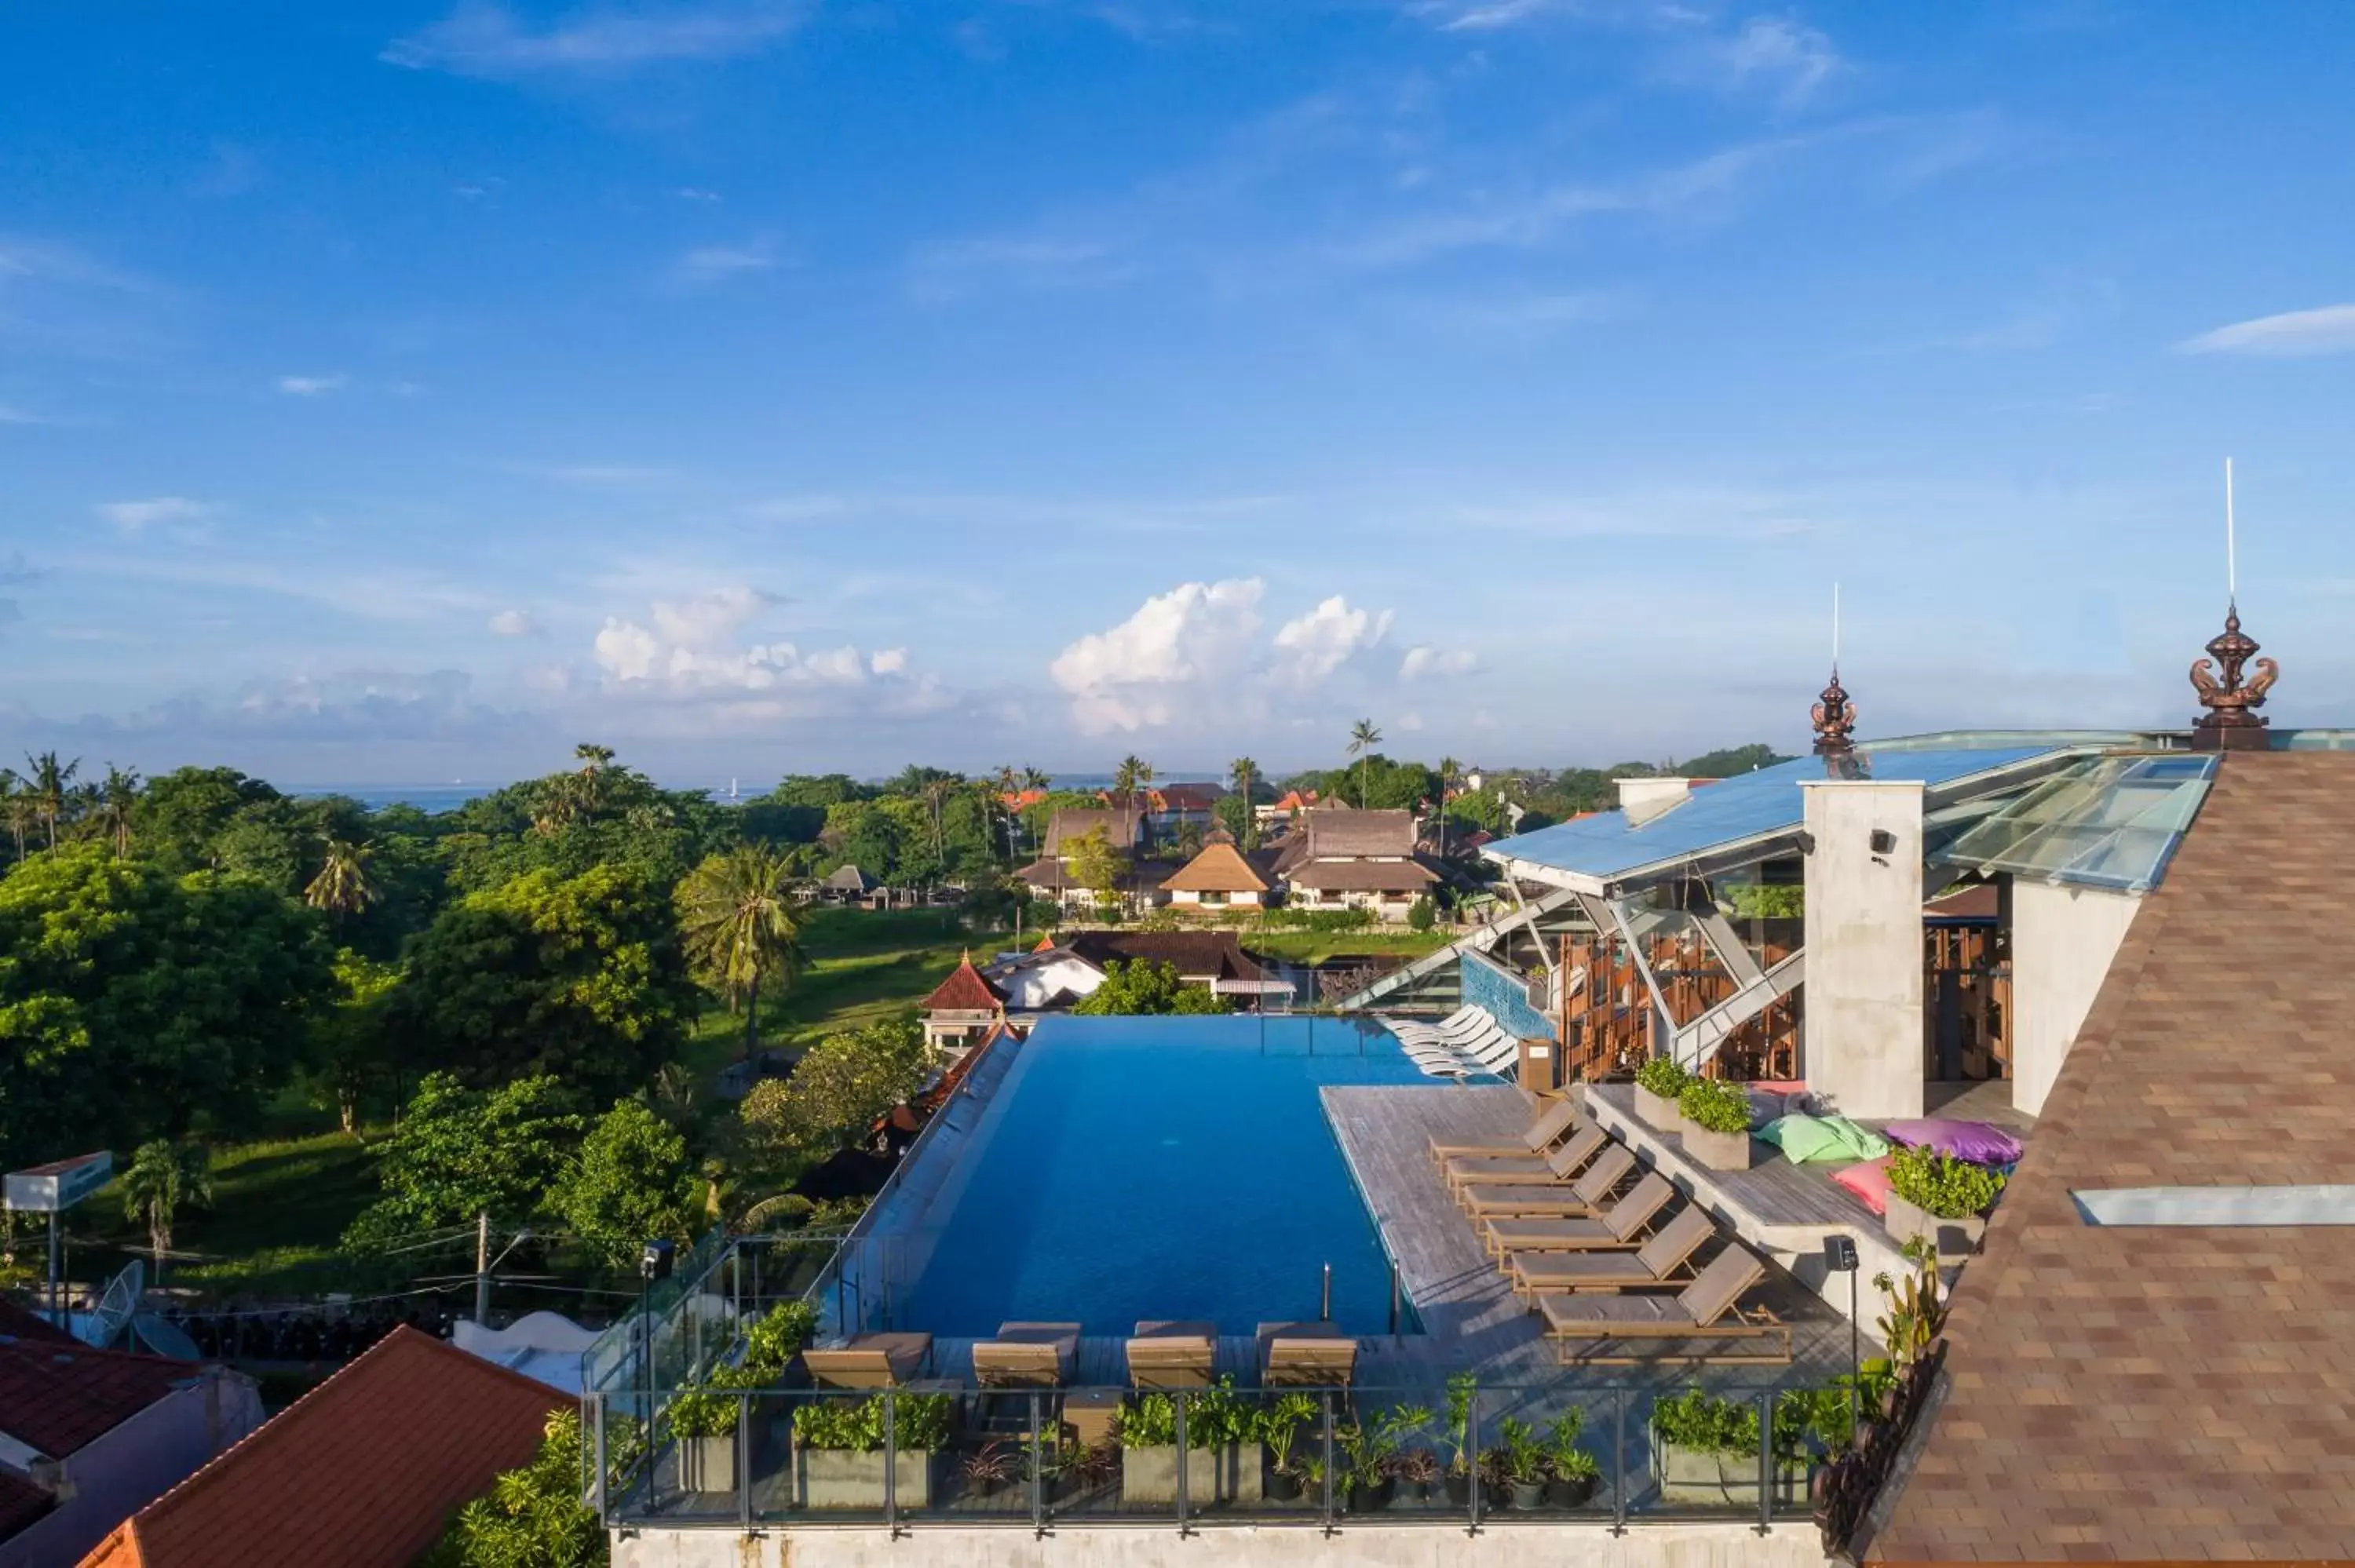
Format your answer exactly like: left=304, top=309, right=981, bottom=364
left=1537, top=1245, right=1765, bottom=1333
left=1426, top=1099, right=1583, bottom=1166
left=1258, top=1322, right=1356, bottom=1387
left=1481, top=1173, right=1676, bottom=1257
left=1444, top=1124, right=1606, bottom=1191
left=1126, top=1321, right=1218, bottom=1389
left=1510, top=1207, right=1715, bottom=1294
left=1461, top=1144, right=1634, bottom=1217
left=973, top=1322, right=1081, bottom=1386
left=804, top=1331, right=934, bottom=1388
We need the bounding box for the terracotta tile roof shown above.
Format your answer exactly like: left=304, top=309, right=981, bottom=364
left=0, top=1295, right=79, bottom=1345
left=0, top=1340, right=192, bottom=1457
left=0, top=1468, right=53, bottom=1543
left=922, top=954, right=1006, bottom=1012
left=1155, top=782, right=1229, bottom=811
left=77, top=1326, right=560, bottom=1568
left=1869, top=751, right=2355, bottom=1565
left=1160, top=841, right=1270, bottom=894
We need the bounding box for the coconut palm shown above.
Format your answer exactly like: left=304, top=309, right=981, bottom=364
left=1436, top=755, right=1462, bottom=859
left=0, top=771, right=24, bottom=862
left=20, top=751, right=78, bottom=849
left=305, top=838, right=380, bottom=921
left=119, top=1140, right=213, bottom=1279
left=99, top=764, right=141, bottom=858
left=1345, top=720, right=1382, bottom=808
left=1229, top=757, right=1260, bottom=848
left=676, top=847, right=804, bottom=1059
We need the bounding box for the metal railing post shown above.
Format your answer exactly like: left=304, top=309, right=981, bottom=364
left=738, top=1391, right=752, bottom=1528
left=591, top=1394, right=608, bottom=1522
left=1756, top=1391, right=1773, bottom=1535
left=1320, top=1391, right=1337, bottom=1534
left=884, top=1387, right=900, bottom=1535
left=1175, top=1391, right=1191, bottom=1535
left=1389, top=1263, right=1400, bottom=1336
left=1466, top=1385, right=1482, bottom=1533
left=1029, top=1391, right=1045, bottom=1536
left=1611, top=1389, right=1627, bottom=1534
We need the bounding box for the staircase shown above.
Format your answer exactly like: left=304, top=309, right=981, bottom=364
left=1670, top=949, right=1806, bottom=1070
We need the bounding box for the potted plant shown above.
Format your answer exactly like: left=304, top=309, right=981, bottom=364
left=1648, top=1388, right=1809, bottom=1508
left=1634, top=1057, right=1692, bottom=1129
left=1257, top=1392, right=1317, bottom=1502
left=666, top=1370, right=747, bottom=1494
left=741, top=1300, right=820, bottom=1380
left=1542, top=1409, right=1602, bottom=1507
left=1440, top=1373, right=1477, bottom=1505
left=958, top=1438, right=1019, bottom=1503
left=1388, top=1445, right=1441, bottom=1504
left=793, top=1391, right=952, bottom=1508
left=1116, top=1379, right=1262, bottom=1507
left=1883, top=1146, right=2005, bottom=1261
left=1480, top=1417, right=1547, bottom=1510
left=1336, top=1403, right=1429, bottom=1514
left=1676, top=1077, right=1754, bottom=1172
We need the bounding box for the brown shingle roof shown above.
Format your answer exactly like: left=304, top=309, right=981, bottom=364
left=0, top=1340, right=192, bottom=1458
left=1044, top=808, right=1145, bottom=853
left=77, top=1327, right=560, bottom=1568
left=1283, top=855, right=1440, bottom=892
left=1063, top=930, right=1265, bottom=984
left=1160, top=842, right=1270, bottom=894
left=1868, top=751, right=2355, bottom=1566
left=922, top=954, right=1006, bottom=1012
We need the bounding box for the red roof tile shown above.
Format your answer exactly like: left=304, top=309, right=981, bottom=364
left=0, top=1340, right=193, bottom=1457
left=77, top=1327, right=560, bottom=1568
left=0, top=1295, right=80, bottom=1345
left=0, top=1468, right=53, bottom=1543
left=921, top=954, right=1006, bottom=1012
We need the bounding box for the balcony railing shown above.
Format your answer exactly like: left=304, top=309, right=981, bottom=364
left=591, top=1377, right=1838, bottom=1537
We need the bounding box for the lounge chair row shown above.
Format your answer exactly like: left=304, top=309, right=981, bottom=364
left=802, top=1321, right=1356, bottom=1392
left=1428, top=1096, right=1791, bottom=1366
left=1386, top=1005, right=1521, bottom=1078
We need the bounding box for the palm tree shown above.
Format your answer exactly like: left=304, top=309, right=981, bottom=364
left=676, top=847, right=804, bottom=1059
left=1436, top=755, right=1462, bottom=859
left=99, top=764, right=141, bottom=858
left=20, top=751, right=78, bottom=849
left=573, top=742, right=617, bottom=817
left=1018, top=766, right=1051, bottom=858
left=119, top=1140, right=213, bottom=1279
left=0, top=771, right=24, bottom=863
left=1229, top=757, right=1260, bottom=849
left=1345, top=720, right=1382, bottom=808
left=305, top=839, right=380, bottom=921
left=921, top=779, right=956, bottom=873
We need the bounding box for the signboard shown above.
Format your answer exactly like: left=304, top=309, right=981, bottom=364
left=5, top=1151, right=113, bottom=1213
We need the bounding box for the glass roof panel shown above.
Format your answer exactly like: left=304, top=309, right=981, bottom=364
left=1937, top=753, right=2217, bottom=893
left=1488, top=743, right=2070, bottom=885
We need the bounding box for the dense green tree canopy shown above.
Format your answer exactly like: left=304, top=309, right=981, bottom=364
left=385, top=864, right=698, bottom=1101
left=0, top=847, right=335, bottom=1164
left=738, top=1019, right=936, bottom=1186
left=1071, top=959, right=1229, bottom=1016
left=552, top=1099, right=701, bottom=1266
left=343, top=1073, right=586, bottom=1248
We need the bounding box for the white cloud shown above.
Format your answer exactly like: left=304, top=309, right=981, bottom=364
left=487, top=608, right=542, bottom=636
left=1702, top=18, right=1843, bottom=107
left=1049, top=578, right=1266, bottom=732
left=276, top=373, right=349, bottom=396
left=383, top=1, right=806, bottom=78
left=1271, top=595, right=1393, bottom=687
left=648, top=585, right=776, bottom=648
left=1400, top=644, right=1479, bottom=680
left=2178, top=304, right=2355, bottom=358
left=1419, top=0, right=1561, bottom=31
left=590, top=585, right=940, bottom=718
left=96, top=497, right=215, bottom=534
left=870, top=647, right=909, bottom=675
left=673, top=241, right=781, bottom=286
left=676, top=187, right=722, bottom=202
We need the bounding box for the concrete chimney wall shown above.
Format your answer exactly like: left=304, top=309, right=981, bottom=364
left=1798, top=779, right=1925, bottom=1121
left=1616, top=777, right=1692, bottom=827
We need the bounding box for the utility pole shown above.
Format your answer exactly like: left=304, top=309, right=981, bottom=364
left=474, top=1210, right=491, bottom=1326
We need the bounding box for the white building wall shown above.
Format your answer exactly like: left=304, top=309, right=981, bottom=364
left=2009, top=879, right=2142, bottom=1117
left=1798, top=779, right=1925, bottom=1121
left=614, top=1524, right=1833, bottom=1568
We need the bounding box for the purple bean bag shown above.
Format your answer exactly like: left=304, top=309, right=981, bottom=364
left=1880, top=1118, right=2022, bottom=1166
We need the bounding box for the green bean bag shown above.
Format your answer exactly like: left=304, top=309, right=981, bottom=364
left=1759, top=1114, right=1890, bottom=1163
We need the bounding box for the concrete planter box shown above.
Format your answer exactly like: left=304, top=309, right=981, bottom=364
left=1884, top=1192, right=1986, bottom=1262
left=1634, top=1085, right=1685, bottom=1131
left=678, top=1434, right=739, bottom=1494
left=1119, top=1444, right=1264, bottom=1507
left=1681, top=1123, right=1752, bottom=1172
left=795, top=1447, right=937, bottom=1509
left=1655, top=1441, right=1809, bottom=1508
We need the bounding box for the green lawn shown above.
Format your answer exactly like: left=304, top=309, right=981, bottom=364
left=1236, top=928, right=1456, bottom=965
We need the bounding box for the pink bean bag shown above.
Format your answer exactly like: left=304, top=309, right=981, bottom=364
left=1831, top=1155, right=1894, bottom=1216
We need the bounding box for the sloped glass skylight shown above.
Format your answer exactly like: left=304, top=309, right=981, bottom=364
left=1937, top=753, right=2216, bottom=894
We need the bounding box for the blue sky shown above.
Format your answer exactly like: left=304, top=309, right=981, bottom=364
left=5, top=2, right=2352, bottom=786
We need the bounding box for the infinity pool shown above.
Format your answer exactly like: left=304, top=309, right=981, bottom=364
left=884, top=1015, right=1434, bottom=1336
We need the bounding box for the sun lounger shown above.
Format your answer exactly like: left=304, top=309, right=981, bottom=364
left=803, top=1331, right=935, bottom=1388
left=972, top=1322, right=1080, bottom=1387
left=1126, top=1320, right=1218, bottom=1389
left=1426, top=1097, right=1583, bottom=1169
left=1461, top=1144, right=1635, bottom=1220
left=1536, top=1245, right=1792, bottom=1365
left=1254, top=1320, right=1356, bottom=1387
left=1507, top=1206, right=1715, bottom=1298
left=1479, top=1172, right=1676, bottom=1260
left=1444, top=1122, right=1606, bottom=1193
left=1389, top=1005, right=1483, bottom=1043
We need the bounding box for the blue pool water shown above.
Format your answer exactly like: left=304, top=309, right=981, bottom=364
left=889, top=1016, right=1435, bottom=1336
